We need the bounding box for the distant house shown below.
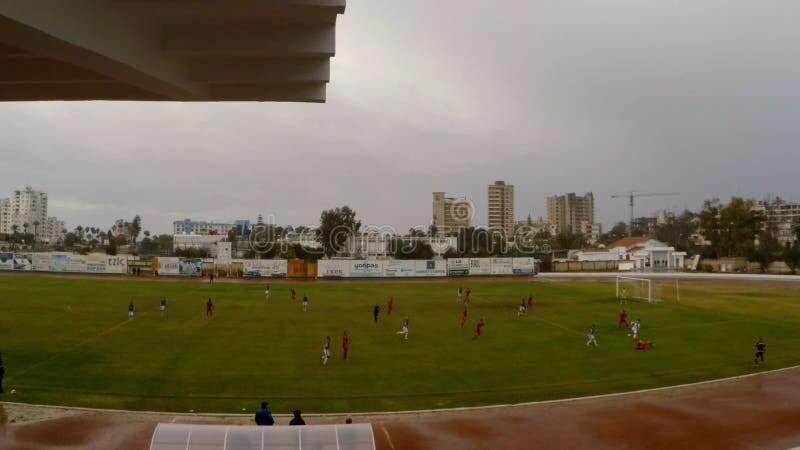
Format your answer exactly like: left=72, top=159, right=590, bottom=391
left=573, top=236, right=686, bottom=270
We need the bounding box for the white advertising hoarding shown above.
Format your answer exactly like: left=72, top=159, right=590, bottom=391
left=105, top=255, right=128, bottom=274
left=85, top=254, right=106, bottom=273
left=447, top=258, right=470, bottom=276
left=317, top=259, right=350, bottom=278
left=242, top=259, right=288, bottom=277
left=468, top=258, right=492, bottom=275
left=383, top=260, right=416, bottom=277
left=349, top=260, right=384, bottom=277
left=65, top=254, right=87, bottom=272
left=215, top=242, right=232, bottom=265
left=512, top=257, right=536, bottom=275
left=158, top=257, right=181, bottom=275
left=32, top=253, right=52, bottom=271
left=414, top=259, right=446, bottom=277
left=490, top=257, right=514, bottom=275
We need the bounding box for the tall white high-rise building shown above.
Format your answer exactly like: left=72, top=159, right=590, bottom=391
left=487, top=181, right=514, bottom=237
left=0, top=187, right=64, bottom=243
left=432, top=192, right=473, bottom=237
left=0, top=198, right=10, bottom=235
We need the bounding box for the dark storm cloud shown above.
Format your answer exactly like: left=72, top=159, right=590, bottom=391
left=1, top=1, right=799, bottom=234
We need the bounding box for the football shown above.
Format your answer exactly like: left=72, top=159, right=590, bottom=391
left=10, top=389, right=17, bottom=394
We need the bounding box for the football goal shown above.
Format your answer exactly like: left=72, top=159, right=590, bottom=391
left=616, top=276, right=681, bottom=303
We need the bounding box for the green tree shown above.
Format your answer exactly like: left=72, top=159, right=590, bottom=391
left=750, top=224, right=782, bottom=272
left=319, top=206, right=361, bottom=257
left=106, top=230, right=117, bottom=255
left=129, top=215, right=142, bottom=244
left=793, top=218, right=800, bottom=242
left=32, top=220, right=40, bottom=246
left=391, top=238, right=435, bottom=260
left=785, top=242, right=800, bottom=274
left=600, top=222, right=628, bottom=245
left=553, top=231, right=587, bottom=250
left=157, top=234, right=174, bottom=255
left=654, top=210, right=698, bottom=252
left=698, top=198, right=762, bottom=258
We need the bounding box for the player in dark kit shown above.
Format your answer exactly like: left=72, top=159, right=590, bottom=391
left=473, top=318, right=484, bottom=339
left=754, top=338, right=766, bottom=364
left=206, top=298, right=214, bottom=316
left=373, top=304, right=380, bottom=323
left=618, top=310, right=628, bottom=328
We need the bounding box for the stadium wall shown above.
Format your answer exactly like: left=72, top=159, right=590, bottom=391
left=0, top=253, right=536, bottom=279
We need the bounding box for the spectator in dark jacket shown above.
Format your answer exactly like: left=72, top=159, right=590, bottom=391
left=254, top=401, right=274, bottom=425
left=289, top=409, right=305, bottom=425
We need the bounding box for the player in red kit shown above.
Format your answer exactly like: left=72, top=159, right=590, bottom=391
left=206, top=298, right=214, bottom=316
left=527, top=294, right=533, bottom=308
left=473, top=318, right=484, bottom=339
left=465, top=288, right=471, bottom=304
left=387, top=297, right=393, bottom=315
left=618, top=310, right=628, bottom=328
left=342, top=332, right=349, bottom=361
left=460, top=307, right=468, bottom=328
left=290, top=288, right=296, bottom=300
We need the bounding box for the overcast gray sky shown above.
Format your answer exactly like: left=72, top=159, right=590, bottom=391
left=2, top=1, right=799, bottom=235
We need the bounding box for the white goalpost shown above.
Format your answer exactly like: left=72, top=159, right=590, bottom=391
left=616, top=276, right=654, bottom=303
left=616, top=276, right=680, bottom=303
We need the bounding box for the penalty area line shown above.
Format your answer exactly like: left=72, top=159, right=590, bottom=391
left=7, top=313, right=146, bottom=382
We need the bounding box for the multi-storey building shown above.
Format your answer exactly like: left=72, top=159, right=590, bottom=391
left=0, top=198, right=10, bottom=235
left=547, top=192, right=597, bottom=237
left=173, top=218, right=236, bottom=236
left=761, top=198, right=800, bottom=246
left=432, top=192, right=473, bottom=237
left=0, top=187, right=51, bottom=240
left=487, top=181, right=514, bottom=237
left=43, top=217, right=66, bottom=244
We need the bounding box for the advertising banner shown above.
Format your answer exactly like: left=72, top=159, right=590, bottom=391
left=157, top=257, right=180, bottom=275
left=105, top=255, right=128, bottom=274
left=317, top=259, right=350, bottom=278
left=447, top=258, right=470, bottom=276
left=215, top=242, right=232, bottom=265
left=242, top=259, right=288, bottom=277
left=349, top=260, right=384, bottom=277
left=468, top=258, right=492, bottom=275
left=383, top=260, right=416, bottom=277
left=49, top=253, right=68, bottom=272
left=0, top=252, right=13, bottom=270
left=32, top=253, right=52, bottom=271
left=66, top=254, right=87, bottom=272
left=512, top=257, right=536, bottom=275
left=13, top=253, right=33, bottom=270
left=414, top=259, right=446, bottom=277
left=490, top=257, right=514, bottom=275
left=85, top=254, right=106, bottom=273
left=179, top=258, right=202, bottom=276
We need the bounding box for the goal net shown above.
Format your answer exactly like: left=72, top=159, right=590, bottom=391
left=616, top=276, right=680, bottom=303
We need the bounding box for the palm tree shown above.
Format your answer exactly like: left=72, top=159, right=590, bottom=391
left=32, top=220, right=40, bottom=247
left=23, top=222, right=29, bottom=235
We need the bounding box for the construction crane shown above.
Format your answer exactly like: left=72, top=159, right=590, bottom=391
left=611, top=191, right=679, bottom=236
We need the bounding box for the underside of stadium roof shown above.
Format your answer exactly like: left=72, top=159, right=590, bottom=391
left=0, top=0, right=345, bottom=102
left=150, top=423, right=376, bottom=450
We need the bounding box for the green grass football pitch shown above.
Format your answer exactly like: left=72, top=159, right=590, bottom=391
left=1, top=275, right=799, bottom=414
